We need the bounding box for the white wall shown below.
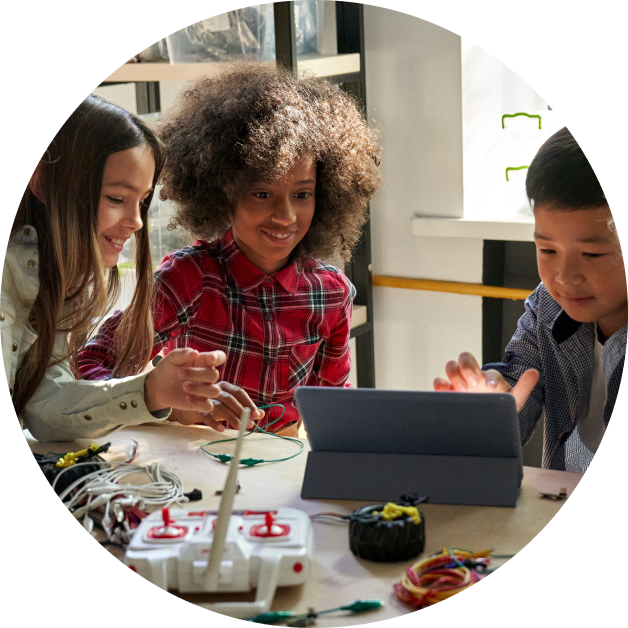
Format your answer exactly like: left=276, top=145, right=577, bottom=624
left=458, top=38, right=552, bottom=223
left=363, top=7, right=562, bottom=391
left=373, top=287, right=482, bottom=390
left=458, top=37, right=628, bottom=219
left=364, top=6, right=483, bottom=391
left=159, top=81, right=191, bottom=114
left=460, top=40, right=504, bottom=220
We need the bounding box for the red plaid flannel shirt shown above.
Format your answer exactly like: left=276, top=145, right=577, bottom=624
left=78, top=229, right=355, bottom=431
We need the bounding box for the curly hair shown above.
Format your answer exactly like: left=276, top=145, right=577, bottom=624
left=158, top=62, right=382, bottom=262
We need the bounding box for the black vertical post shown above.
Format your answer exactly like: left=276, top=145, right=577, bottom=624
left=355, top=2, right=375, bottom=388
left=336, top=3, right=362, bottom=58
left=482, top=240, right=506, bottom=364
left=135, top=82, right=161, bottom=115
left=273, top=2, right=297, bottom=74
left=353, top=220, right=376, bottom=388
left=357, top=2, right=367, bottom=108
left=336, top=2, right=375, bottom=388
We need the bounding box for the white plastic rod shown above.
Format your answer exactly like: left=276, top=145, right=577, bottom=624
left=204, top=407, right=250, bottom=590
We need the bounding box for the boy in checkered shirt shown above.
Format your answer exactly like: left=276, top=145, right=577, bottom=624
left=434, top=128, right=626, bottom=472
left=79, top=63, right=381, bottom=435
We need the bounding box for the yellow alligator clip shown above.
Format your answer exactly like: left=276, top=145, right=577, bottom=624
left=55, top=443, right=99, bottom=468
left=373, top=503, right=421, bottom=525
left=55, top=457, right=76, bottom=468
left=66, top=443, right=99, bottom=460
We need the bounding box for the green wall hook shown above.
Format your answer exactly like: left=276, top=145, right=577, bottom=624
left=502, top=113, right=542, bottom=129
left=505, top=165, right=529, bottom=181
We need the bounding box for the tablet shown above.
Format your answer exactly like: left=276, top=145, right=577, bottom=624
left=294, top=387, right=523, bottom=506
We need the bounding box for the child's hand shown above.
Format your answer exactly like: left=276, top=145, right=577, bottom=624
left=167, top=382, right=264, bottom=432
left=433, top=352, right=539, bottom=412
left=208, top=382, right=265, bottom=430
left=144, top=348, right=225, bottom=414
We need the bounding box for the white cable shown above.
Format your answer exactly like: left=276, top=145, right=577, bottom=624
left=54, top=461, right=188, bottom=537
left=50, top=460, right=124, bottom=565
left=58, top=463, right=183, bottom=505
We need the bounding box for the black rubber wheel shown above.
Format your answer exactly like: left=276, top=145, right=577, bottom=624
left=349, top=504, right=426, bottom=563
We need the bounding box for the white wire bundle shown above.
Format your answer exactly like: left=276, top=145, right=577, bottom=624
left=54, top=461, right=188, bottom=542
left=58, top=461, right=186, bottom=511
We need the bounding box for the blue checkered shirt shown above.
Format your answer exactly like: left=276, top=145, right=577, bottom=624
left=485, top=283, right=626, bottom=473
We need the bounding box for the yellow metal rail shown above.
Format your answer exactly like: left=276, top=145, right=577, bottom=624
left=371, top=275, right=532, bottom=301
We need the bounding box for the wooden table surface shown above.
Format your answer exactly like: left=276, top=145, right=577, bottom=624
left=28, top=423, right=582, bottom=625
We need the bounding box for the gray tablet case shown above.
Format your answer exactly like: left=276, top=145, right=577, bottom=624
left=294, top=387, right=523, bottom=507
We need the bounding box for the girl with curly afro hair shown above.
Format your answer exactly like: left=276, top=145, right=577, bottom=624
left=79, top=62, right=382, bottom=435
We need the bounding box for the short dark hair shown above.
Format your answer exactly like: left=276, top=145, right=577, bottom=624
left=526, top=127, right=607, bottom=209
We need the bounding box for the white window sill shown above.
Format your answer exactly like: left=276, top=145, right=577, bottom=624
left=411, top=214, right=534, bottom=242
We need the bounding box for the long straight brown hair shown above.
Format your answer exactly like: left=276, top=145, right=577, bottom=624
left=11, top=95, right=166, bottom=417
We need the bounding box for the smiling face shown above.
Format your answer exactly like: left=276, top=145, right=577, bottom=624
left=231, top=155, right=316, bottom=275
left=97, top=144, right=156, bottom=268
left=534, top=203, right=628, bottom=340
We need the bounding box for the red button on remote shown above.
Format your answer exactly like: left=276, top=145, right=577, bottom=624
left=146, top=507, right=188, bottom=540
left=250, top=512, right=290, bottom=538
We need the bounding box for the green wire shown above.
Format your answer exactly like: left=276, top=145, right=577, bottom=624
left=246, top=600, right=384, bottom=624
left=318, top=600, right=384, bottom=615
left=448, top=548, right=466, bottom=569
left=199, top=403, right=304, bottom=467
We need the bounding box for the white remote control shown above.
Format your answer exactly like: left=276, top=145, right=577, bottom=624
left=124, top=410, right=313, bottom=618
left=125, top=505, right=314, bottom=617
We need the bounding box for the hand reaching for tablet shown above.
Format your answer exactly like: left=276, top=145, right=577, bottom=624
left=433, top=352, right=539, bottom=412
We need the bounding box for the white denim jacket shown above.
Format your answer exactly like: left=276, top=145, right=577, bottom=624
left=1, top=225, right=169, bottom=441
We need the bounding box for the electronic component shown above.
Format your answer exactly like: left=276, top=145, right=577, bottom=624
left=394, top=548, right=493, bottom=608
left=124, top=408, right=315, bottom=619
left=539, top=487, right=568, bottom=500
left=125, top=505, right=313, bottom=618
left=348, top=495, right=427, bottom=562
left=200, top=403, right=304, bottom=467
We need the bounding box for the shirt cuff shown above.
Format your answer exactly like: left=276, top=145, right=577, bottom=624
left=131, top=371, right=172, bottom=420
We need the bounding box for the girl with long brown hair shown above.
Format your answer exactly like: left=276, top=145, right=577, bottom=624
left=2, top=95, right=234, bottom=441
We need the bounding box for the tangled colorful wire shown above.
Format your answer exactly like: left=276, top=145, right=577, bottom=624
left=394, top=548, right=492, bottom=608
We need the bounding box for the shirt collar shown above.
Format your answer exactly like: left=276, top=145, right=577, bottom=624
left=551, top=309, right=584, bottom=344
left=551, top=306, right=628, bottom=348
left=220, top=228, right=301, bottom=295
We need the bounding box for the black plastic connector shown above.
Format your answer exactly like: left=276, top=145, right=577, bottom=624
left=184, top=488, right=203, bottom=501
